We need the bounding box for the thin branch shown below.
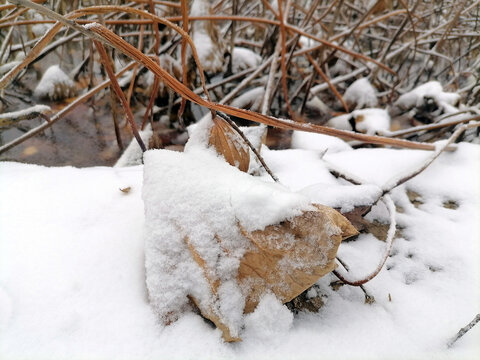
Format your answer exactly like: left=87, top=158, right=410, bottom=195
left=94, top=40, right=146, bottom=152
left=217, top=111, right=279, bottom=182
left=447, top=314, right=480, bottom=348
left=333, top=194, right=396, bottom=286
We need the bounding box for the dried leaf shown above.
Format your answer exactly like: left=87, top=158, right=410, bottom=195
left=119, top=186, right=131, bottom=193
left=238, top=204, right=358, bottom=313
left=208, top=116, right=250, bottom=172
left=187, top=204, right=357, bottom=342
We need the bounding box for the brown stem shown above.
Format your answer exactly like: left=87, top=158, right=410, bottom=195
left=94, top=40, right=146, bottom=152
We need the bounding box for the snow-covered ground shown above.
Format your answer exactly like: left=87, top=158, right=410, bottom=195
left=0, top=133, right=479, bottom=359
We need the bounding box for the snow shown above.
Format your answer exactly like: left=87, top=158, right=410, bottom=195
left=1, top=135, right=479, bottom=358
left=0, top=104, right=51, bottom=123
left=231, top=86, right=265, bottom=112
left=393, top=81, right=461, bottom=115
left=192, top=31, right=224, bottom=73
left=231, top=47, right=262, bottom=72
left=27, top=9, right=53, bottom=37
left=343, top=77, right=378, bottom=109
left=291, top=132, right=353, bottom=153
left=114, top=125, right=153, bottom=167
left=326, top=108, right=391, bottom=135
left=300, top=183, right=382, bottom=213
left=0, top=61, right=21, bottom=76
left=143, top=118, right=324, bottom=339
left=190, top=0, right=224, bottom=73
left=34, top=65, right=76, bottom=100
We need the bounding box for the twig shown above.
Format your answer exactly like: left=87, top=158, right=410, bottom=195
left=336, top=255, right=375, bottom=303
left=447, top=314, right=480, bottom=348
left=94, top=40, right=146, bottom=152
left=217, top=111, right=279, bottom=182
left=385, top=115, right=480, bottom=138
left=0, top=104, right=51, bottom=127
left=333, top=194, right=396, bottom=286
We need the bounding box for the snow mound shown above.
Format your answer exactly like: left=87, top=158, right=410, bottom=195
left=143, top=147, right=312, bottom=338
left=344, top=78, right=378, bottom=109
left=393, top=81, right=461, bottom=115
left=327, top=108, right=390, bottom=135
left=34, top=65, right=76, bottom=100
left=231, top=47, right=261, bottom=72
left=0, top=139, right=479, bottom=358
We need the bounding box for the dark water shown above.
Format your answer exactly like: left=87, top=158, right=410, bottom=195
left=0, top=97, right=129, bottom=167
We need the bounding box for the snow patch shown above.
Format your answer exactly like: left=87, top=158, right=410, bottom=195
left=344, top=78, right=378, bottom=109
left=34, top=65, right=76, bottom=100
left=231, top=47, right=261, bottom=72
left=243, top=293, right=293, bottom=342
left=291, top=132, right=352, bottom=153
left=327, top=108, right=390, bottom=135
